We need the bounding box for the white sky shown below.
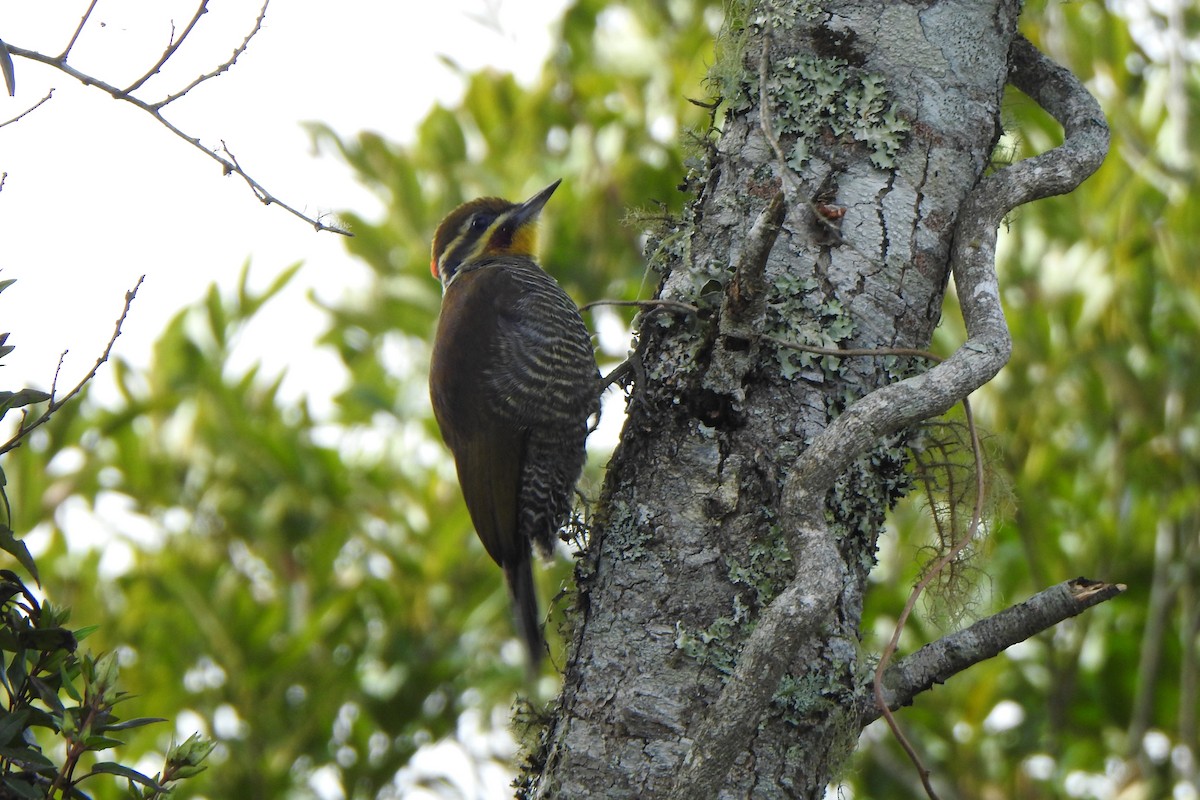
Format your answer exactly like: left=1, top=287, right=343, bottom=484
left=1, top=0, right=568, bottom=413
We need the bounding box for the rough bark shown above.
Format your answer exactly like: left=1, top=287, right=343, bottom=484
left=528, top=2, right=1110, bottom=798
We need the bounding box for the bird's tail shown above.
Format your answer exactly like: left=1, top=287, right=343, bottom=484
left=504, top=555, right=544, bottom=673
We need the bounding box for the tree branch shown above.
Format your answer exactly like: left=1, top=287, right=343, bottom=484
left=0, top=276, right=144, bottom=456
left=0, top=89, right=54, bottom=129
left=4, top=2, right=346, bottom=235
left=667, top=34, right=1109, bottom=799
left=865, top=578, right=1126, bottom=724
left=122, top=1, right=210, bottom=96
left=57, top=0, right=100, bottom=62
left=154, top=0, right=269, bottom=108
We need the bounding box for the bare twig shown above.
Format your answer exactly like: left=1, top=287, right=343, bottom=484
left=122, top=0, right=211, bottom=95
left=59, top=0, right=101, bottom=61
left=0, top=276, right=145, bottom=457
left=156, top=0, right=270, bottom=108
left=4, top=2, right=347, bottom=236
left=705, top=191, right=788, bottom=394
left=762, top=337, right=939, bottom=363
left=579, top=298, right=699, bottom=315
left=0, top=89, right=55, bottom=129
left=0, top=40, right=13, bottom=97
left=758, top=36, right=801, bottom=205
left=49, top=351, right=68, bottom=401
left=724, top=190, right=786, bottom=326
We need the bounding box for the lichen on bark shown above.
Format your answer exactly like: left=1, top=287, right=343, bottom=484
left=526, top=2, right=1044, bottom=798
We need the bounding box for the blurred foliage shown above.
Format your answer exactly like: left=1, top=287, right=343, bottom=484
left=1, top=0, right=1194, bottom=798
left=857, top=2, right=1200, bottom=799
left=9, top=264, right=528, bottom=798
left=0, top=284, right=212, bottom=799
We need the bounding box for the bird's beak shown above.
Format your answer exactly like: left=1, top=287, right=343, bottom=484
left=510, top=179, right=562, bottom=227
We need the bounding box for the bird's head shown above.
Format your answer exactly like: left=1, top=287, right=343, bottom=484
left=430, top=179, right=561, bottom=289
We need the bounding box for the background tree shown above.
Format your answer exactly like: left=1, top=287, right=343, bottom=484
left=5, top=0, right=1197, bottom=798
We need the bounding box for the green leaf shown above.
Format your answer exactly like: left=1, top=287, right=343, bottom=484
left=82, top=735, right=126, bottom=751
left=260, top=261, right=304, bottom=309
left=0, top=744, right=55, bottom=769
left=5, top=649, right=27, bottom=689
left=72, top=625, right=100, bottom=642
left=0, top=574, right=23, bottom=605
left=104, top=716, right=167, bottom=731
left=89, top=762, right=167, bottom=791
left=28, top=676, right=64, bottom=714
left=0, top=649, right=11, bottom=695
left=418, top=106, right=468, bottom=167
left=19, top=626, right=75, bottom=653
left=0, top=708, right=30, bottom=746
left=169, top=763, right=210, bottom=780
left=0, top=388, right=52, bottom=412
left=204, top=284, right=227, bottom=349
left=0, top=777, right=45, bottom=800
left=0, top=526, right=37, bottom=584
left=60, top=664, right=81, bottom=703
left=168, top=732, right=216, bottom=766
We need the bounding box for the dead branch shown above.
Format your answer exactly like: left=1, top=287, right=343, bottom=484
left=866, top=578, right=1127, bottom=724
left=704, top=191, right=788, bottom=395
left=122, top=0, right=211, bottom=96
left=2, top=1, right=346, bottom=235
left=156, top=1, right=269, bottom=108
left=58, top=0, right=100, bottom=61
left=0, top=89, right=53, bottom=128
left=0, top=276, right=145, bottom=457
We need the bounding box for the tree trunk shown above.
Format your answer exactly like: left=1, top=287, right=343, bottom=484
left=528, top=2, right=1109, bottom=797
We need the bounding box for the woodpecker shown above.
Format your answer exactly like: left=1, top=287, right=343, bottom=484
left=428, top=180, right=599, bottom=668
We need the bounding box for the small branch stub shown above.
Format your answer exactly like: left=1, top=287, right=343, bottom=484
left=869, top=578, right=1127, bottom=724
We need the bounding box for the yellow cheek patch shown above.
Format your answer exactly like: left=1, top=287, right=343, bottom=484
left=510, top=225, right=538, bottom=256
left=483, top=223, right=539, bottom=258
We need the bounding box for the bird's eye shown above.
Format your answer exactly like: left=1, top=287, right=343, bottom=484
left=469, top=214, right=491, bottom=231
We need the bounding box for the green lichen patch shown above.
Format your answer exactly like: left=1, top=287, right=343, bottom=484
left=772, top=670, right=837, bottom=727
left=727, top=524, right=793, bottom=607
left=771, top=54, right=909, bottom=169
left=674, top=615, right=745, bottom=677
left=765, top=272, right=857, bottom=382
